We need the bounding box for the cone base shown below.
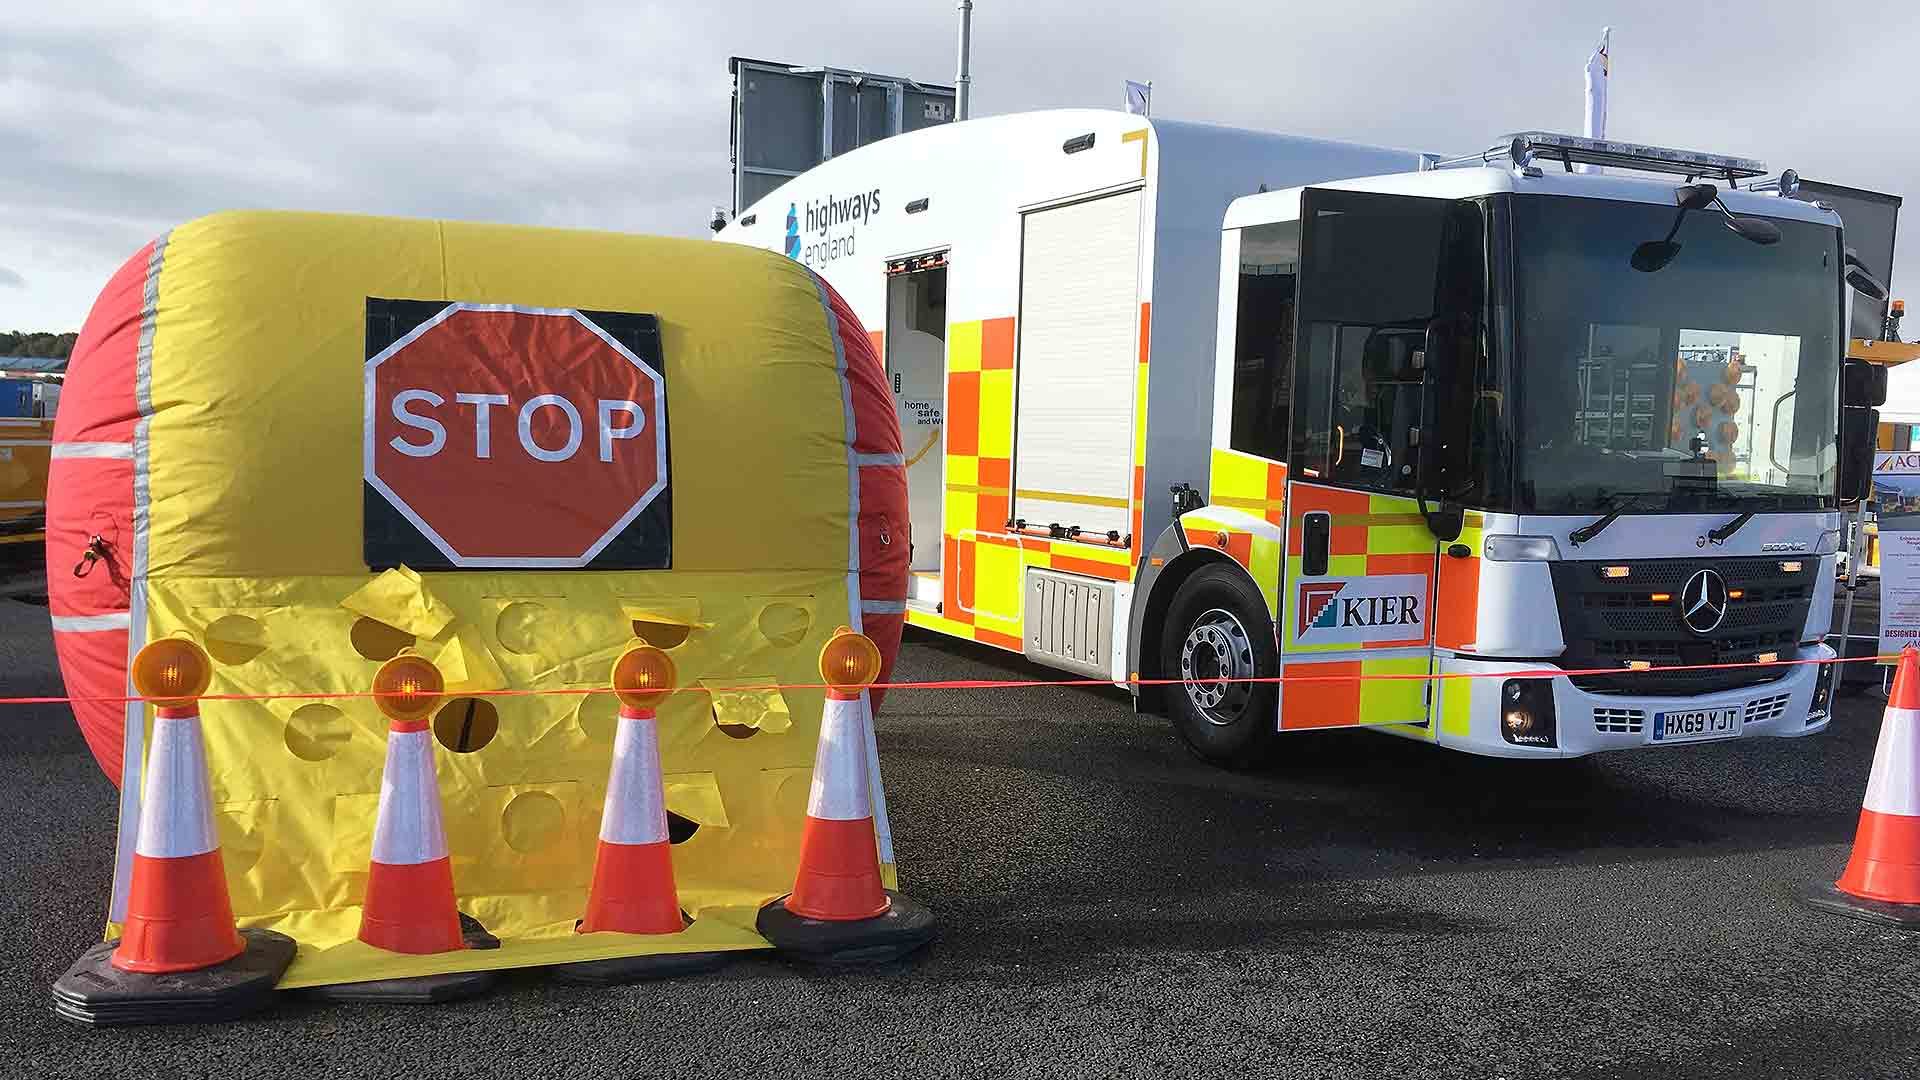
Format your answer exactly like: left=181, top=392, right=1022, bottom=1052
left=51, top=927, right=296, bottom=1028
left=306, top=969, right=500, bottom=1005
left=551, top=946, right=733, bottom=987
left=757, top=890, right=937, bottom=966
left=1835, top=809, right=1920, bottom=904
left=1803, top=879, right=1920, bottom=930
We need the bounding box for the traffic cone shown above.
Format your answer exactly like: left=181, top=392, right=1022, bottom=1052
left=312, top=653, right=499, bottom=1004
left=786, top=685, right=891, bottom=920
left=51, top=638, right=296, bottom=1026
left=358, top=709, right=465, bottom=954
left=758, top=629, right=935, bottom=965
left=579, top=702, right=683, bottom=934
left=558, top=645, right=731, bottom=986
left=1808, top=646, right=1920, bottom=928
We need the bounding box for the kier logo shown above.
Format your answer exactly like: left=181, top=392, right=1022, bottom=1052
left=1297, top=581, right=1346, bottom=637
left=1291, top=574, right=1430, bottom=647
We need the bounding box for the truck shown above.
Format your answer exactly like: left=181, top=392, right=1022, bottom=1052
left=717, top=109, right=1887, bottom=767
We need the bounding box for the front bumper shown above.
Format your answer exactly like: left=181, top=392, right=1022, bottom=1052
left=1433, top=644, right=1833, bottom=759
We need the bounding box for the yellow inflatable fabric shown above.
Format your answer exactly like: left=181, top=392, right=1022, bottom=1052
left=98, top=212, right=900, bottom=987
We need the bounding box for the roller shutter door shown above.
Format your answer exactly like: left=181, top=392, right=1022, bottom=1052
left=1012, top=190, right=1143, bottom=539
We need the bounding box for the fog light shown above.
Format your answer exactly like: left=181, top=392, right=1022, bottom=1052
left=1499, top=678, right=1558, bottom=747
left=1810, top=662, right=1836, bottom=721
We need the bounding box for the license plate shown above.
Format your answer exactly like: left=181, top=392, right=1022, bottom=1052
left=1652, top=706, right=1742, bottom=743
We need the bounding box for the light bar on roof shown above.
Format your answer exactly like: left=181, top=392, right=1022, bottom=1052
left=1437, top=131, right=1767, bottom=181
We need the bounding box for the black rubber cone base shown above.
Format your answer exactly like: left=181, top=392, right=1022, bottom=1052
left=307, top=911, right=502, bottom=1005
left=51, top=927, right=296, bottom=1028
left=756, top=890, right=937, bottom=966
left=306, top=968, right=499, bottom=1005
left=552, top=948, right=732, bottom=987
left=1804, top=879, right=1920, bottom=929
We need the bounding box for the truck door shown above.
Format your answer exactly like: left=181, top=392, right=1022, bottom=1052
left=1277, top=189, right=1455, bottom=733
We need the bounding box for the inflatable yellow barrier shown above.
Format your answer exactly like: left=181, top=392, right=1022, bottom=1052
left=47, top=211, right=909, bottom=987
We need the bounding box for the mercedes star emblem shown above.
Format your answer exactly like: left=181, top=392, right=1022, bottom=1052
left=1678, top=568, right=1729, bottom=635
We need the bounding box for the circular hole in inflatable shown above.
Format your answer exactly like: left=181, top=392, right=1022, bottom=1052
left=496, top=602, right=547, bottom=655
left=215, top=810, right=266, bottom=873
left=575, top=692, right=619, bottom=743
left=350, top=617, right=414, bottom=661
left=433, top=697, right=500, bottom=754
left=758, top=602, right=811, bottom=648
left=631, top=620, right=691, bottom=650
left=667, top=811, right=699, bottom=845
left=204, top=614, right=267, bottom=665
left=284, top=703, right=352, bottom=761
left=501, top=790, right=565, bottom=854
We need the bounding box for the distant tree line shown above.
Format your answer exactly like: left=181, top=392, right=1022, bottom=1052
left=0, top=331, right=77, bottom=359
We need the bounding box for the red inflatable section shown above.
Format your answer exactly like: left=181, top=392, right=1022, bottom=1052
left=819, top=276, right=909, bottom=711
left=48, top=240, right=152, bottom=784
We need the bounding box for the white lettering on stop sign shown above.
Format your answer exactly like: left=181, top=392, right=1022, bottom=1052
left=389, top=390, right=648, bottom=463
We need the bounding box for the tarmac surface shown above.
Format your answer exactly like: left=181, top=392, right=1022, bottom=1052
left=4, top=590, right=1919, bottom=1079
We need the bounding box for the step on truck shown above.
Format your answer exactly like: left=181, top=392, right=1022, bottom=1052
left=718, top=109, right=1888, bottom=766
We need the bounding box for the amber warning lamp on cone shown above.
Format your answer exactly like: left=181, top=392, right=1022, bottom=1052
left=372, top=652, right=445, bottom=724
left=612, top=644, right=677, bottom=711
left=820, top=627, right=882, bottom=694
left=131, top=636, right=212, bottom=709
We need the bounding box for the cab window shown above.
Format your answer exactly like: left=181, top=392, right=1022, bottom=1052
left=1228, top=221, right=1299, bottom=462
left=1290, top=189, right=1452, bottom=492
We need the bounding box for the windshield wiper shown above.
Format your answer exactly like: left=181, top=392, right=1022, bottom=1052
left=1706, top=511, right=1756, bottom=545
left=1569, top=494, right=1650, bottom=546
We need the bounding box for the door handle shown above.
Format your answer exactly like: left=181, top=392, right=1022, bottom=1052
left=1302, top=511, right=1331, bottom=577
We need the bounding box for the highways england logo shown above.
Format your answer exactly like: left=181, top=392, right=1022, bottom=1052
left=784, top=203, right=800, bottom=260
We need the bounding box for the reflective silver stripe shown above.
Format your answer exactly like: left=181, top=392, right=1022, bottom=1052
left=111, top=230, right=168, bottom=927
left=50, top=612, right=132, bottom=633
left=0, top=500, right=44, bottom=509
left=861, top=598, right=908, bottom=614
left=51, top=442, right=133, bottom=460
left=852, top=451, right=905, bottom=467
left=0, top=439, right=52, bottom=448
left=810, top=273, right=894, bottom=865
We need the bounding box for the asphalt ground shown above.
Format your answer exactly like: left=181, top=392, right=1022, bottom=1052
left=4, top=593, right=1919, bottom=1079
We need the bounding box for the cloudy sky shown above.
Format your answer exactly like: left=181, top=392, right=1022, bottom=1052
left=3, top=1, right=1916, bottom=332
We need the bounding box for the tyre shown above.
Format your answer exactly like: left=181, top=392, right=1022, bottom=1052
left=1160, top=562, right=1279, bottom=769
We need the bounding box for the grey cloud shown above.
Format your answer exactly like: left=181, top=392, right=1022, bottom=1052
left=0, top=267, right=23, bottom=289
left=3, top=2, right=1916, bottom=330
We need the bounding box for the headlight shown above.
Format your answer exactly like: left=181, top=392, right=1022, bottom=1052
left=1814, top=529, right=1843, bottom=556
left=1484, top=535, right=1561, bottom=562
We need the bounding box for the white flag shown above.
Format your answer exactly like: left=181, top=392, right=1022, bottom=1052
left=1581, top=27, right=1611, bottom=174
left=1124, top=80, right=1151, bottom=117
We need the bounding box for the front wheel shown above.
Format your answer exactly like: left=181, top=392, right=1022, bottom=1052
left=1160, top=563, right=1279, bottom=769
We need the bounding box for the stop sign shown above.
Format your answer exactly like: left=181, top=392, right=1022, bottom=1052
left=364, top=302, right=670, bottom=569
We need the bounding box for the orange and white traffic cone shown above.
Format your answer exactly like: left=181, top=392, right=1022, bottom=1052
left=558, top=644, right=731, bottom=985
left=1810, top=646, right=1920, bottom=928
left=758, top=629, right=935, bottom=964
left=314, top=653, right=499, bottom=1004
left=52, top=638, right=295, bottom=1026
left=113, top=698, right=243, bottom=973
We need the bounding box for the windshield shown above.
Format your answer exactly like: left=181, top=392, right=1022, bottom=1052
left=1508, top=193, right=1841, bottom=514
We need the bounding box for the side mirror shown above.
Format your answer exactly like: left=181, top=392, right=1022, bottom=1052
left=1844, top=358, right=1888, bottom=408
left=1423, top=502, right=1465, bottom=541
left=1840, top=406, right=1879, bottom=503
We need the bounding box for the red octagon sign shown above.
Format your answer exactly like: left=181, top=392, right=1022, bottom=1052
left=365, top=304, right=668, bottom=568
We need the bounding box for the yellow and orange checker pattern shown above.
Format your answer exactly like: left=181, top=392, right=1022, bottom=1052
left=1277, top=485, right=1437, bottom=737
left=901, top=307, right=1150, bottom=652
left=51, top=212, right=905, bottom=988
